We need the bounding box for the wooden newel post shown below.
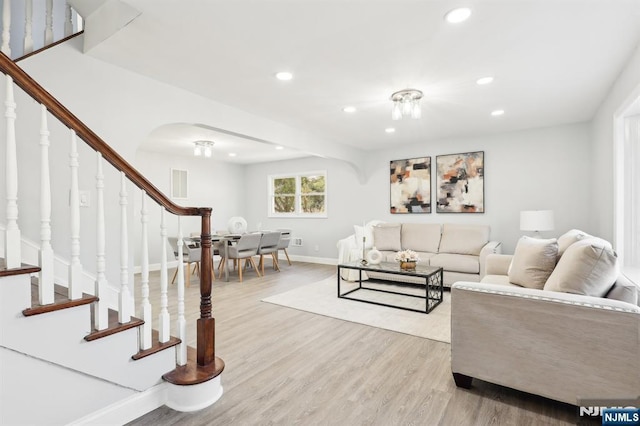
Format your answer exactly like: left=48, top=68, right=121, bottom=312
left=197, top=209, right=215, bottom=366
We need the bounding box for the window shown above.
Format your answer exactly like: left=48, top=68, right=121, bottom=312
left=269, top=172, right=327, bottom=217
left=614, top=92, right=640, bottom=283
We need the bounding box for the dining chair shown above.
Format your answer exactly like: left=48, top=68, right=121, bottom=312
left=276, top=229, right=292, bottom=266
left=168, top=237, right=203, bottom=287
left=257, top=231, right=281, bottom=275
left=218, top=233, right=262, bottom=282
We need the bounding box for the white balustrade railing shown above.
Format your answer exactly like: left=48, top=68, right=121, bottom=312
left=24, top=0, right=34, bottom=55
left=139, top=192, right=152, bottom=350
left=94, top=152, right=108, bottom=330
left=1, top=62, right=219, bottom=373
left=1, top=0, right=81, bottom=60
left=4, top=75, right=20, bottom=269
left=39, top=104, right=54, bottom=305
left=68, top=129, right=82, bottom=300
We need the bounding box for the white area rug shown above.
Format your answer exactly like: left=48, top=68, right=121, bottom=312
left=262, top=276, right=451, bottom=343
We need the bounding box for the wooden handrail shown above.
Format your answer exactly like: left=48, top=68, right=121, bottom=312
left=0, top=51, right=208, bottom=217
left=15, top=31, right=85, bottom=63
left=0, top=50, right=221, bottom=377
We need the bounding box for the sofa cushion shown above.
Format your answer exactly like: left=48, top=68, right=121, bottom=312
left=544, top=238, right=618, bottom=297
left=372, top=224, right=402, bottom=251
left=430, top=253, right=479, bottom=274
left=481, top=274, right=516, bottom=287
left=379, top=251, right=435, bottom=264
left=508, top=236, right=558, bottom=289
left=401, top=223, right=441, bottom=253
left=605, top=275, right=639, bottom=306
left=438, top=224, right=489, bottom=255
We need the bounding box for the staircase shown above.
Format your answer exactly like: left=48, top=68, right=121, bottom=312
left=0, top=5, right=224, bottom=424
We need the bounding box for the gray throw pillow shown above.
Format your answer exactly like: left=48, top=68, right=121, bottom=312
left=544, top=238, right=618, bottom=297
left=508, top=236, right=558, bottom=289
left=372, top=224, right=402, bottom=252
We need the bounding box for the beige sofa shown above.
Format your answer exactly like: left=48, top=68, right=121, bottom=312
left=337, top=223, right=501, bottom=286
left=451, top=250, right=640, bottom=406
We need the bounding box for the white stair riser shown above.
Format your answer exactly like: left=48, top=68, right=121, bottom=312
left=0, top=275, right=176, bottom=391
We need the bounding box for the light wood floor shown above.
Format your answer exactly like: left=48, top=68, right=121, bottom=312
left=129, top=262, right=595, bottom=426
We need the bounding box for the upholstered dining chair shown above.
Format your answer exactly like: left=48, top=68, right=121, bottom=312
left=276, top=229, right=292, bottom=266
left=168, top=237, right=203, bottom=287
left=257, top=231, right=282, bottom=275
left=218, top=233, right=262, bottom=282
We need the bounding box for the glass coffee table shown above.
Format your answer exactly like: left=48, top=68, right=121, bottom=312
left=337, top=261, right=443, bottom=314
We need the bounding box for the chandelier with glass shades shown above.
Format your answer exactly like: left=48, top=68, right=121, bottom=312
left=193, top=140, right=214, bottom=158
left=390, top=88, right=423, bottom=120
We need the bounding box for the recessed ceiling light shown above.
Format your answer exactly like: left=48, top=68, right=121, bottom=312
left=445, top=7, right=472, bottom=24
left=491, top=109, right=505, bottom=116
left=385, top=128, right=396, bottom=133
left=342, top=106, right=357, bottom=113
left=228, top=153, right=237, bottom=157
left=275, top=146, right=284, bottom=150
left=275, top=71, right=293, bottom=81
left=476, top=76, right=494, bottom=85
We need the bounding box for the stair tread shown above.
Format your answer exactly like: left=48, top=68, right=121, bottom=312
left=132, top=329, right=181, bottom=360
left=23, top=281, right=97, bottom=316
left=84, top=309, right=144, bottom=342
left=0, top=258, right=41, bottom=277
left=162, top=346, right=225, bottom=386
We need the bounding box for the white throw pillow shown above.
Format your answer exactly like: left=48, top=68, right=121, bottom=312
left=508, top=236, right=558, bottom=289
left=353, top=220, right=384, bottom=249
left=544, top=238, right=618, bottom=297
left=372, top=224, right=402, bottom=252
left=557, top=229, right=590, bottom=257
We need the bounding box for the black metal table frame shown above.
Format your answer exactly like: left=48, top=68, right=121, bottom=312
left=337, top=262, right=444, bottom=314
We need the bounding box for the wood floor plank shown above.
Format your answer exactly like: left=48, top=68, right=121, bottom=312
left=128, top=262, right=588, bottom=426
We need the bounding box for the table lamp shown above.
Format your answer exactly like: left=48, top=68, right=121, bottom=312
left=520, top=210, right=554, bottom=237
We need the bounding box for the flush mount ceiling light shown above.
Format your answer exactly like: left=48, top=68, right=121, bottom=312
left=228, top=152, right=237, bottom=157
left=194, top=140, right=214, bottom=158
left=342, top=106, right=357, bottom=113
left=385, top=127, right=396, bottom=133
left=491, top=109, right=505, bottom=116
left=445, top=7, right=472, bottom=23
left=275, top=71, right=293, bottom=81
left=476, top=76, right=494, bottom=85
left=390, top=89, right=423, bottom=120
left=275, top=146, right=284, bottom=150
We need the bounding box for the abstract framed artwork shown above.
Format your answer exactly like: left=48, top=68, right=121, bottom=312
left=390, top=157, right=431, bottom=214
left=436, top=151, right=484, bottom=213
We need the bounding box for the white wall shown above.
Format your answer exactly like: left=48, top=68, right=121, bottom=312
left=243, top=122, right=592, bottom=256
left=133, top=150, right=245, bottom=265
left=590, top=42, right=640, bottom=243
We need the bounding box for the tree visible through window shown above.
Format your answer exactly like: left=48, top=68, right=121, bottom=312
left=269, top=172, right=327, bottom=217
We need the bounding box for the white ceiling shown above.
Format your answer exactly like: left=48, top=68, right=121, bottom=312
left=87, top=0, right=640, bottom=161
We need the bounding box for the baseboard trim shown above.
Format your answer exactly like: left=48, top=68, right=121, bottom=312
left=288, top=255, right=337, bottom=265
left=68, top=383, right=167, bottom=425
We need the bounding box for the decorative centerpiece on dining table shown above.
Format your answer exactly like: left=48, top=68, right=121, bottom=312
left=394, top=249, right=420, bottom=271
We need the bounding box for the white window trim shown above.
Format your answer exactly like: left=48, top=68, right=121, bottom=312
left=268, top=171, right=328, bottom=218
left=613, top=84, right=640, bottom=284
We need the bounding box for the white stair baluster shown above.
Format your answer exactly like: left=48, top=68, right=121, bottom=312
left=24, top=0, right=34, bottom=55
left=64, top=3, right=73, bottom=37
left=4, top=76, right=21, bottom=269
left=94, top=153, right=108, bottom=330
left=159, top=208, right=170, bottom=343
left=139, top=192, right=152, bottom=350
left=176, top=217, right=187, bottom=365
left=1, top=0, right=10, bottom=56
left=118, top=172, right=132, bottom=323
left=39, top=105, right=54, bottom=305
left=68, top=130, right=82, bottom=300
left=45, top=0, right=54, bottom=45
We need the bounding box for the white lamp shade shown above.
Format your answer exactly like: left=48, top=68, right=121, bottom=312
left=520, top=210, right=554, bottom=232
